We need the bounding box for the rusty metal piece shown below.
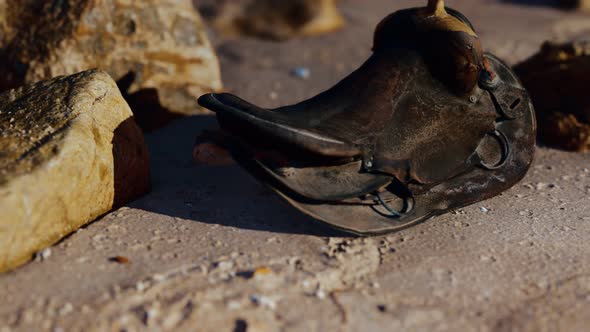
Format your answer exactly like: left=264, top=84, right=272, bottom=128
left=198, top=3, right=536, bottom=235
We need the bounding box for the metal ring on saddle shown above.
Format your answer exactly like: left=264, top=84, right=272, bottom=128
left=372, top=191, right=415, bottom=219
left=477, top=129, right=511, bottom=170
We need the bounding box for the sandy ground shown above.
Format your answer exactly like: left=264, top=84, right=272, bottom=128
left=2, top=0, right=590, bottom=331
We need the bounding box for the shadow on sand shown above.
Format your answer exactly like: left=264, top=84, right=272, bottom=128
left=129, top=114, right=350, bottom=237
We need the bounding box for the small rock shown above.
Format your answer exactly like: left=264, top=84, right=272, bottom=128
left=315, top=288, right=326, bottom=300
left=92, top=234, right=106, bottom=242
left=292, top=67, right=311, bottom=80
left=480, top=207, right=489, bottom=213
left=215, top=260, right=234, bottom=271
left=254, top=266, right=272, bottom=277
left=152, top=274, right=167, bottom=282
left=136, top=281, right=148, bottom=292
left=193, top=131, right=235, bottom=167
left=535, top=183, right=558, bottom=190
left=145, top=307, right=160, bottom=326
left=302, top=280, right=312, bottom=289
left=227, top=300, right=243, bottom=310
left=109, top=256, right=131, bottom=264
left=250, top=294, right=277, bottom=310
left=58, top=303, right=74, bottom=316
left=76, top=257, right=89, bottom=264
left=38, top=248, right=52, bottom=261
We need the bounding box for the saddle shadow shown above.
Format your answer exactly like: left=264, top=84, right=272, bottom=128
left=128, top=114, right=350, bottom=237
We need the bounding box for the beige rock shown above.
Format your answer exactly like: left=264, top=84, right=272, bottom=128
left=0, top=69, right=150, bottom=272
left=515, top=41, right=590, bottom=152
left=193, top=130, right=235, bottom=167
left=562, top=0, right=590, bottom=10
left=0, top=0, right=222, bottom=130
left=202, top=0, right=345, bottom=41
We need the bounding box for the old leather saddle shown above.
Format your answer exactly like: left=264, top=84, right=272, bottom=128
left=198, top=3, right=536, bottom=235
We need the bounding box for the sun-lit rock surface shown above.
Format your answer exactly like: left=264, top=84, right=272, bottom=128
left=0, top=0, right=222, bottom=130
left=0, top=70, right=149, bottom=272
left=200, top=0, right=345, bottom=41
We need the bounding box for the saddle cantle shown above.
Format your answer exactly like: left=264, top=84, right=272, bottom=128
left=197, top=0, right=536, bottom=235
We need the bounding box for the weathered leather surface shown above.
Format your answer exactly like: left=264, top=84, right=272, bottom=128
left=198, top=6, right=536, bottom=235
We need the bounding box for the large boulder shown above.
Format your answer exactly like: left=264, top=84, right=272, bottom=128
left=0, top=69, right=150, bottom=272
left=199, top=0, right=345, bottom=41
left=515, top=41, right=590, bottom=152
left=0, top=0, right=222, bottom=130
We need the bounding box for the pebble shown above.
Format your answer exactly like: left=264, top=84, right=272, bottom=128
left=145, top=307, right=159, bottom=325
left=315, top=288, right=326, bottom=300
left=109, top=256, right=130, bottom=264
left=58, top=303, right=73, bottom=316
left=291, top=67, right=310, bottom=79
left=227, top=300, right=242, bottom=310
left=535, top=183, right=557, bottom=190
left=479, top=207, right=489, bottom=213
left=92, top=234, right=105, bottom=242
left=250, top=295, right=277, bottom=310
left=216, top=261, right=234, bottom=271
left=76, top=257, right=89, bottom=264
left=136, top=281, right=148, bottom=292
left=38, top=248, right=52, bottom=261
left=253, top=267, right=272, bottom=278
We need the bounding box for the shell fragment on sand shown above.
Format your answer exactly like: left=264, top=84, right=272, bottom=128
left=0, top=0, right=222, bottom=130
left=0, top=70, right=150, bottom=272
